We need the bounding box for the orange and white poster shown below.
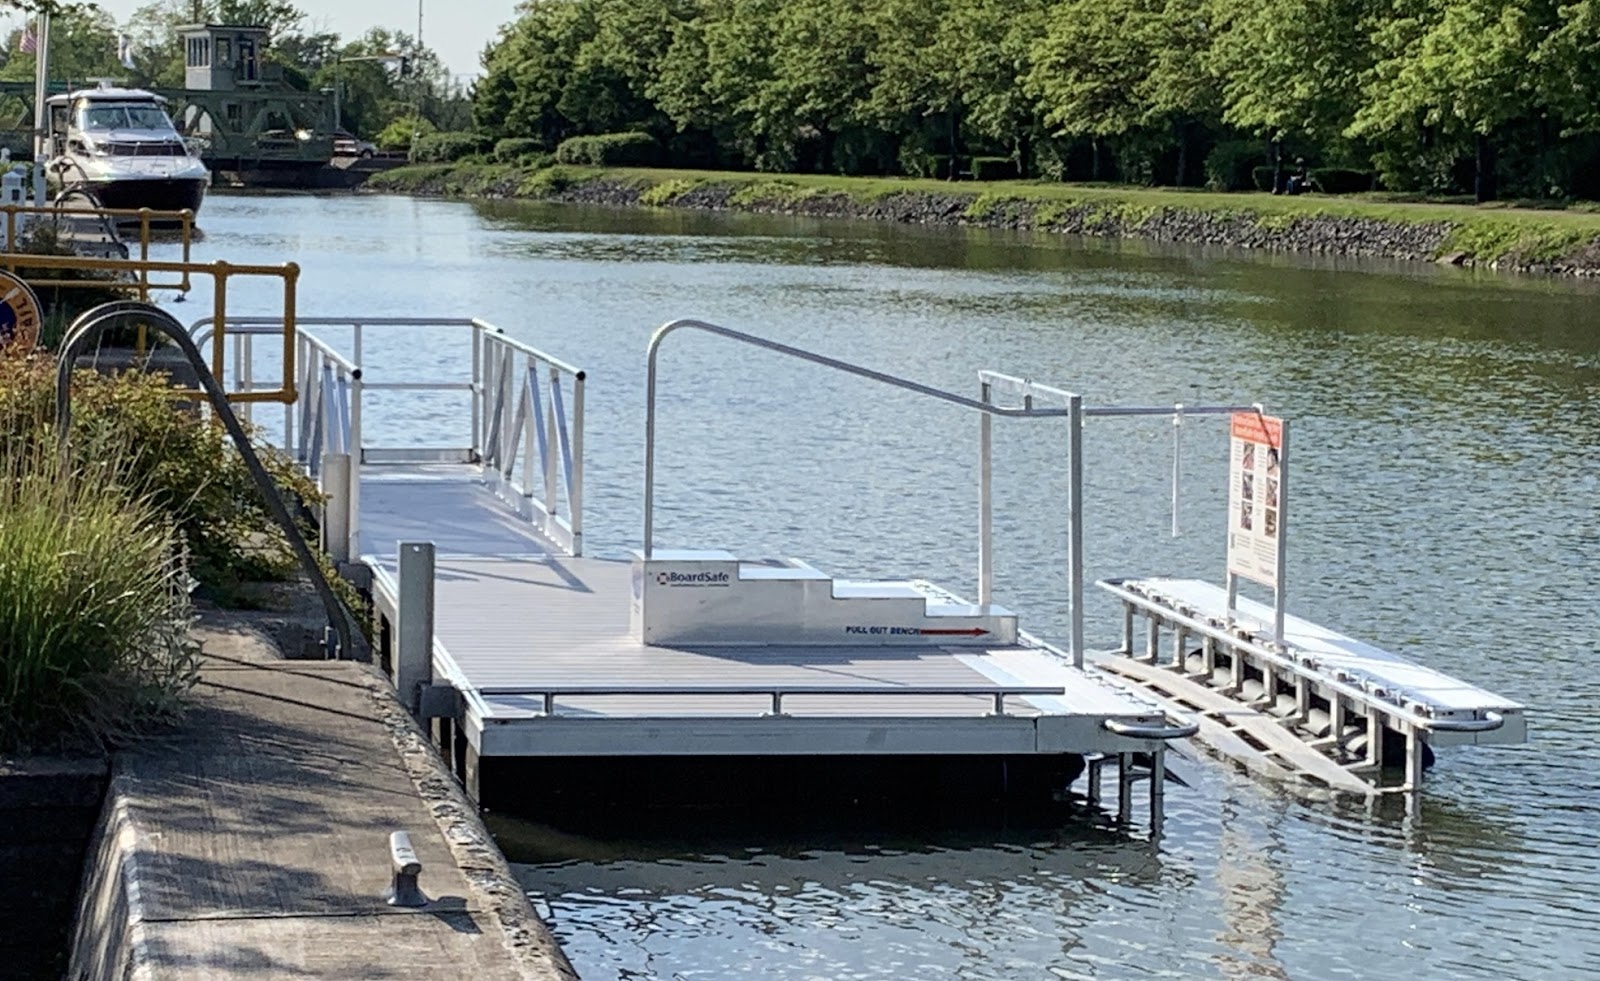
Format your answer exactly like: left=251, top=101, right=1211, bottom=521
left=1226, top=411, right=1284, bottom=587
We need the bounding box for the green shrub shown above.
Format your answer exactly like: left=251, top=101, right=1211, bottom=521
left=0, top=355, right=324, bottom=595
left=554, top=132, right=660, bottom=166
left=0, top=441, right=199, bottom=752
left=1309, top=168, right=1377, bottom=194
left=493, top=137, right=545, bottom=163
left=408, top=132, right=492, bottom=164
left=970, top=156, right=1018, bottom=181
left=376, top=115, right=436, bottom=151
left=1205, top=140, right=1266, bottom=191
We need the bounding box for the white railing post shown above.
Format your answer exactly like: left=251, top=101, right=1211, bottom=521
left=471, top=323, right=483, bottom=456
left=322, top=453, right=352, bottom=562
left=395, top=541, right=435, bottom=718
left=543, top=363, right=559, bottom=517
left=570, top=371, right=584, bottom=555
left=979, top=378, right=993, bottom=606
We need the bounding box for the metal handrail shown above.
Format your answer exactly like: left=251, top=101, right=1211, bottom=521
left=475, top=683, right=1069, bottom=717
left=644, top=319, right=1262, bottom=671
left=192, top=315, right=587, bottom=556
left=56, top=302, right=365, bottom=661
left=1099, top=578, right=1507, bottom=735
left=643, top=319, right=1082, bottom=558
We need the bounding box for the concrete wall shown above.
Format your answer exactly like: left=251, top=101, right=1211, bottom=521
left=0, top=758, right=108, bottom=980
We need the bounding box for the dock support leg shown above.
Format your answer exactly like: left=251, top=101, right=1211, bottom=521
left=1366, top=711, right=1386, bottom=771
left=1121, top=604, right=1134, bottom=656
left=1116, top=753, right=1133, bottom=824
left=463, top=741, right=483, bottom=805
left=1172, top=625, right=1188, bottom=670
left=396, top=541, right=436, bottom=719
left=1087, top=755, right=1103, bottom=804
left=1200, top=635, right=1216, bottom=679
left=1149, top=744, right=1166, bottom=836
left=1145, top=618, right=1161, bottom=665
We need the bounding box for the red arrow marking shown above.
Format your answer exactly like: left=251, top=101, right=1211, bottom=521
left=919, top=627, right=990, bottom=636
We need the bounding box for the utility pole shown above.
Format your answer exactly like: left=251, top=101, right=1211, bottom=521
left=412, top=0, right=424, bottom=146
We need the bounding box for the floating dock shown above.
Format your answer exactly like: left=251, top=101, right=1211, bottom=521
left=193, top=314, right=1529, bottom=826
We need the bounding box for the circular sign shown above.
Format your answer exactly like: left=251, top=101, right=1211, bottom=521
left=0, top=270, right=42, bottom=353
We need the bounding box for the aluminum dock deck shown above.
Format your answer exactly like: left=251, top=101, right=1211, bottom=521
left=357, top=463, right=1188, bottom=801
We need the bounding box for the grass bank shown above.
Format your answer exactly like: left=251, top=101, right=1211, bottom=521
left=369, top=162, right=1600, bottom=274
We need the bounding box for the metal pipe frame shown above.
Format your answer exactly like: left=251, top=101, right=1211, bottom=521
left=192, top=316, right=586, bottom=557
left=1102, top=583, right=1507, bottom=738
left=474, top=683, right=1068, bottom=719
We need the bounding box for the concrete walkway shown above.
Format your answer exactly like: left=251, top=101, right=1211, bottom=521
left=70, top=614, right=577, bottom=981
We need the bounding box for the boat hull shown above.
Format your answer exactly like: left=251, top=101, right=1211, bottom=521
left=87, top=178, right=207, bottom=218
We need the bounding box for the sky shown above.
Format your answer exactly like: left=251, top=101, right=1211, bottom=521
left=34, top=1, right=523, bottom=78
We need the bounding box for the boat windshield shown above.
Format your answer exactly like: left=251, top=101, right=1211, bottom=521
left=76, top=102, right=174, bottom=132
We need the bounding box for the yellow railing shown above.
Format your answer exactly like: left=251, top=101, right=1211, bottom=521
left=0, top=253, right=300, bottom=404
left=0, top=203, right=197, bottom=298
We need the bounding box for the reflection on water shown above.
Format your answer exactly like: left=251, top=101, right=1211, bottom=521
left=165, top=193, right=1600, bottom=979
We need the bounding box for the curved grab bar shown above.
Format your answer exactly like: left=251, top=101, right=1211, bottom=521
left=1103, top=717, right=1199, bottom=740
left=1423, top=711, right=1504, bottom=733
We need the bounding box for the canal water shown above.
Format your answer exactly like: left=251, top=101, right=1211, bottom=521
left=169, top=193, right=1597, bottom=980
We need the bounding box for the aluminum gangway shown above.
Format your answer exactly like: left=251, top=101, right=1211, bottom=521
left=194, top=315, right=1201, bottom=830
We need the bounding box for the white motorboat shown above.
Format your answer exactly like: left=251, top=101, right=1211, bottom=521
left=45, top=84, right=209, bottom=215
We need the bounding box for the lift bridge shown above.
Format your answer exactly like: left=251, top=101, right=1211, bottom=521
left=0, top=80, right=333, bottom=171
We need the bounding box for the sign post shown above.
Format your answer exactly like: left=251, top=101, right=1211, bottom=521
left=1224, top=410, right=1288, bottom=643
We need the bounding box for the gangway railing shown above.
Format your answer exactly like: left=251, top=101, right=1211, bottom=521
left=644, top=319, right=1255, bottom=668
left=190, top=316, right=586, bottom=557
left=1, top=200, right=198, bottom=296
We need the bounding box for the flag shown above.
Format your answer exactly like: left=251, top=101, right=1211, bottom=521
left=117, top=34, right=135, bottom=70
left=19, top=23, right=36, bottom=54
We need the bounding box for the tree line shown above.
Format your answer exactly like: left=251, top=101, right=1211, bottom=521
left=472, top=0, right=1600, bottom=201
left=0, top=0, right=469, bottom=147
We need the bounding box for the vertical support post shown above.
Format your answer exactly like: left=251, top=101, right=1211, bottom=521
left=1366, top=712, right=1386, bottom=770
left=1170, top=403, right=1182, bottom=537
left=1120, top=603, right=1134, bottom=656
left=1272, top=420, right=1290, bottom=645
left=348, top=364, right=362, bottom=559
left=396, top=542, right=435, bottom=717
left=543, top=364, right=560, bottom=513
left=1145, top=616, right=1160, bottom=664
left=211, top=262, right=229, bottom=383
left=240, top=333, right=255, bottom=424
left=281, top=263, right=299, bottom=402
left=978, top=379, right=994, bottom=605
left=470, top=324, right=483, bottom=455
left=322, top=453, right=352, bottom=562
left=1149, top=743, right=1166, bottom=835
left=570, top=371, right=584, bottom=556
left=1331, top=696, right=1346, bottom=751
left=1404, top=725, right=1424, bottom=792
left=1067, top=393, right=1085, bottom=668
left=30, top=13, right=50, bottom=163
left=1201, top=635, right=1216, bottom=677
left=1172, top=625, right=1188, bottom=670
left=1116, top=753, right=1132, bottom=824
left=1087, top=756, right=1103, bottom=804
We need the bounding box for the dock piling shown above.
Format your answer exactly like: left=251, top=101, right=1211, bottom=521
left=396, top=542, right=436, bottom=718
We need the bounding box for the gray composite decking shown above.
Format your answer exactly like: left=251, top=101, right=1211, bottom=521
left=357, top=464, right=1174, bottom=757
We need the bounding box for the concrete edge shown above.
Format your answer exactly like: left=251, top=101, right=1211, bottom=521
left=355, top=663, right=580, bottom=981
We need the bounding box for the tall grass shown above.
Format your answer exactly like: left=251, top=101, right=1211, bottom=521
left=0, top=443, right=199, bottom=752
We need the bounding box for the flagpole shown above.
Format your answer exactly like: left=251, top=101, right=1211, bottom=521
left=31, top=12, right=50, bottom=162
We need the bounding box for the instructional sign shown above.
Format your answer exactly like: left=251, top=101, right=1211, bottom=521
left=1226, top=411, right=1285, bottom=588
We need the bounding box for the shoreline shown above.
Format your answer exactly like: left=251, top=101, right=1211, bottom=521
left=366, top=163, right=1600, bottom=277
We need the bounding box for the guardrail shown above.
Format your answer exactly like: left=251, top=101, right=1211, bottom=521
left=1, top=201, right=197, bottom=296
left=190, top=316, right=586, bottom=558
